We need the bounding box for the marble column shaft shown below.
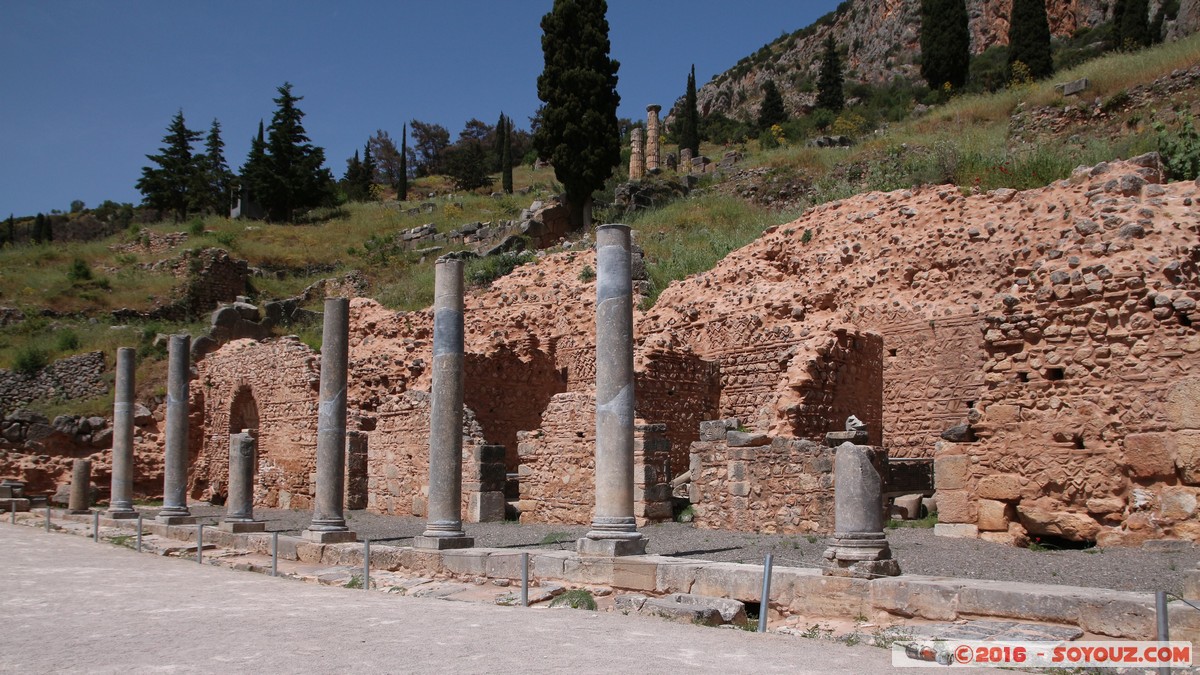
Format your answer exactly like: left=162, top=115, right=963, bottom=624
left=417, top=258, right=473, bottom=550
left=645, top=105, right=662, bottom=172
left=108, top=347, right=137, bottom=518
left=226, top=432, right=256, bottom=522
left=629, top=127, right=645, bottom=180
left=68, top=459, right=91, bottom=514
left=305, top=297, right=355, bottom=542
left=159, top=334, right=193, bottom=522
left=580, top=224, right=645, bottom=556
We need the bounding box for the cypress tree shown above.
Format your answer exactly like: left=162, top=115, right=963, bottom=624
left=919, top=0, right=970, bottom=90
left=501, top=114, right=514, bottom=194
left=197, top=119, right=233, bottom=215
left=361, top=141, right=376, bottom=199
left=135, top=109, right=202, bottom=222
left=252, top=83, right=335, bottom=222
left=1119, top=0, right=1151, bottom=49
left=533, top=0, right=621, bottom=228
left=758, top=79, right=786, bottom=131
left=343, top=149, right=364, bottom=201
left=32, top=213, right=46, bottom=244
left=239, top=121, right=268, bottom=215
left=495, top=112, right=508, bottom=172
left=677, top=64, right=700, bottom=156
left=1008, top=0, right=1054, bottom=80
left=4, top=214, right=12, bottom=246
left=399, top=123, right=408, bottom=202
left=816, top=36, right=845, bottom=113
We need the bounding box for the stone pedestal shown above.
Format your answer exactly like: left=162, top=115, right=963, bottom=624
left=220, top=431, right=265, bottom=533
left=579, top=224, right=647, bottom=557
left=679, top=148, right=693, bottom=175
left=158, top=334, right=196, bottom=525
left=107, top=348, right=138, bottom=519
left=645, top=105, right=661, bottom=173
left=823, top=442, right=900, bottom=578
left=68, top=459, right=91, bottom=514
left=304, top=297, right=357, bottom=543
left=629, top=127, right=645, bottom=180
left=417, top=258, right=473, bottom=550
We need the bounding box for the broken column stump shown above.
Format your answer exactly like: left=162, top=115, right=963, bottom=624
left=823, top=441, right=901, bottom=578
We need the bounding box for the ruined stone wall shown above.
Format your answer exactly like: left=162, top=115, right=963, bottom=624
left=194, top=337, right=321, bottom=508
left=689, top=426, right=837, bottom=534
left=465, top=347, right=565, bottom=472
left=516, top=392, right=672, bottom=526
left=634, top=348, right=721, bottom=474
left=779, top=329, right=885, bottom=446
left=0, top=351, right=108, bottom=415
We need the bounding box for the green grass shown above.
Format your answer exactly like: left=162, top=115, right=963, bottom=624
left=886, top=513, right=938, bottom=529
left=548, top=589, right=597, bottom=610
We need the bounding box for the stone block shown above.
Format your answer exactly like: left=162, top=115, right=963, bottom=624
left=218, top=520, right=265, bottom=533
left=562, top=555, right=616, bottom=584
left=413, top=535, right=474, bottom=550
left=892, top=494, right=923, bottom=519
left=728, top=481, right=750, bottom=497
left=1176, top=433, right=1200, bottom=485
left=442, top=550, right=489, bottom=576
left=612, top=558, right=659, bottom=591
left=934, top=490, right=972, bottom=524
left=1060, top=77, right=1089, bottom=96
left=575, top=538, right=646, bottom=558
left=467, top=491, right=506, bottom=523
left=1183, top=566, right=1200, bottom=601
left=726, top=431, right=769, bottom=447
left=531, top=550, right=571, bottom=579
left=1017, top=506, right=1100, bottom=541
left=934, top=523, right=978, bottom=538
left=643, top=594, right=748, bottom=626
left=655, top=560, right=705, bottom=594
left=922, top=496, right=937, bottom=516
left=485, top=552, right=527, bottom=579
left=984, top=404, right=1021, bottom=424
left=690, top=562, right=765, bottom=602
left=1166, top=378, right=1200, bottom=430
left=1160, top=487, right=1199, bottom=521
left=784, top=570, right=870, bottom=617
left=977, top=499, right=1014, bottom=531
left=699, top=419, right=730, bottom=442
left=302, top=529, right=358, bottom=544
left=1124, top=432, right=1175, bottom=479
left=870, top=577, right=964, bottom=621
left=976, top=473, right=1022, bottom=501
left=934, top=455, right=970, bottom=490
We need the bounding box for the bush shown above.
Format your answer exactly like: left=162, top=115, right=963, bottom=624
left=1156, top=112, right=1200, bottom=180
left=466, top=251, right=534, bottom=288
left=55, top=330, right=80, bottom=352
left=188, top=218, right=205, bottom=236
left=12, top=345, right=49, bottom=375
left=66, top=258, right=92, bottom=283
left=549, top=589, right=597, bottom=610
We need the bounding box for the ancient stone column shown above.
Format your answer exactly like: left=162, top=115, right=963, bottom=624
left=822, top=442, right=900, bottom=578
left=303, top=297, right=357, bottom=543
left=68, top=459, right=91, bottom=514
left=645, top=105, right=662, bottom=172
left=221, top=431, right=264, bottom=533
left=578, top=224, right=647, bottom=556
left=107, top=347, right=138, bottom=519
left=629, top=127, right=645, bottom=180
left=158, top=334, right=196, bottom=524
left=415, top=257, right=474, bottom=550
left=679, top=148, right=694, bottom=175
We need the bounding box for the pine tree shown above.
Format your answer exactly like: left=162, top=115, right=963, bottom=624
left=758, top=79, right=786, bottom=130
left=919, top=0, right=970, bottom=90
left=196, top=119, right=233, bottom=215
left=343, top=149, right=364, bottom=201
left=250, top=83, right=335, bottom=222
left=533, top=0, right=621, bottom=228
left=361, top=141, right=376, bottom=199
left=1008, top=0, right=1054, bottom=80
left=239, top=121, right=268, bottom=215
left=500, top=114, right=514, bottom=194
left=136, top=109, right=201, bottom=222
left=677, top=64, right=700, bottom=156
left=32, top=213, right=47, bottom=244
left=399, top=124, right=409, bottom=202
left=816, top=36, right=845, bottom=113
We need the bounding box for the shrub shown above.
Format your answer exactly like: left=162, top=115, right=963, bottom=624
left=12, top=345, right=49, bottom=375
left=578, top=265, right=595, bottom=282
left=549, top=589, right=597, bottom=610
left=1155, top=112, right=1200, bottom=180
left=466, top=251, right=534, bottom=288
left=55, top=330, right=80, bottom=352
left=67, top=258, right=92, bottom=283
left=188, top=218, right=205, bottom=236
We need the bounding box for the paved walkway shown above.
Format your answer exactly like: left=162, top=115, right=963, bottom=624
left=0, top=523, right=984, bottom=674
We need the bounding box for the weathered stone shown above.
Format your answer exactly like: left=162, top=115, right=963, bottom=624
left=1176, top=433, right=1200, bottom=485
left=1017, top=506, right=1100, bottom=541
left=158, top=334, right=195, bottom=525
left=726, top=430, right=769, bottom=447
left=68, top=458, right=91, bottom=514
left=1166, top=378, right=1200, bottom=430
left=976, top=473, right=1022, bottom=501
left=1160, top=487, right=1198, bottom=520
left=939, top=424, right=976, bottom=443
left=935, top=490, right=972, bottom=524
left=305, top=297, right=356, bottom=544
left=107, top=347, right=137, bottom=519
left=933, top=454, right=970, bottom=490
left=823, top=443, right=899, bottom=577
left=977, top=499, right=1014, bottom=531
left=892, top=493, right=924, bottom=520
left=934, top=523, right=979, bottom=538
left=1123, top=432, right=1175, bottom=479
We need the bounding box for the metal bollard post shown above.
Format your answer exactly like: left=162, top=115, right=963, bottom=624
left=758, top=553, right=774, bottom=634
left=271, top=531, right=279, bottom=577
left=363, top=539, right=370, bottom=591
left=520, top=552, right=529, bottom=607
left=136, top=514, right=143, bottom=552
left=197, top=524, right=203, bottom=565
left=93, top=511, right=99, bottom=542
left=45, top=507, right=51, bottom=532
left=1156, top=590, right=1171, bottom=675
left=10, top=506, right=14, bottom=524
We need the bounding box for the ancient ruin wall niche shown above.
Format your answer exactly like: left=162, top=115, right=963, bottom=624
left=194, top=337, right=320, bottom=508
left=776, top=329, right=884, bottom=445
left=853, top=308, right=986, bottom=456
left=464, top=347, right=565, bottom=472
left=634, top=348, right=721, bottom=475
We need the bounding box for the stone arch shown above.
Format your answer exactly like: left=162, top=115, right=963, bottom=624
left=229, top=385, right=259, bottom=434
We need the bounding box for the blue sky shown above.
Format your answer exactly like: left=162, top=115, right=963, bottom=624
left=0, top=1, right=840, bottom=217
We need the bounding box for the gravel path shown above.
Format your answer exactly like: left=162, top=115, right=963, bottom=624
left=151, top=505, right=1199, bottom=596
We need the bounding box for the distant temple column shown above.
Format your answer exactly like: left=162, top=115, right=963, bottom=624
left=304, top=297, right=357, bottom=543
left=416, top=257, right=474, bottom=550
left=158, top=334, right=195, bottom=524
left=578, top=224, right=647, bottom=557
left=645, top=105, right=662, bottom=172
left=107, top=348, right=137, bottom=519
left=629, top=127, right=646, bottom=180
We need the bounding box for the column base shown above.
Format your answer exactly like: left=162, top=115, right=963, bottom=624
left=413, top=535, right=474, bottom=550
left=156, top=514, right=197, bottom=525
left=302, top=529, right=358, bottom=544
left=576, top=536, right=648, bottom=557
left=219, top=520, right=266, bottom=533
left=106, top=510, right=139, bottom=520
left=67, top=508, right=92, bottom=515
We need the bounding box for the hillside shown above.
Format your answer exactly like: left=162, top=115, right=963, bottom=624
left=688, top=0, right=1199, bottom=124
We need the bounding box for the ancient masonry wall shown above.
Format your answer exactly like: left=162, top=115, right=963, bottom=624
left=0, top=351, right=108, bottom=414
left=633, top=348, right=721, bottom=474
left=515, top=392, right=673, bottom=526
left=935, top=263, right=1200, bottom=545
left=195, top=337, right=321, bottom=508
left=780, top=329, right=885, bottom=446
left=689, top=425, right=838, bottom=534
